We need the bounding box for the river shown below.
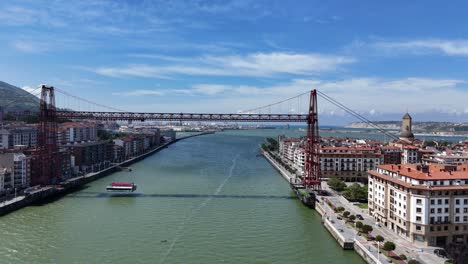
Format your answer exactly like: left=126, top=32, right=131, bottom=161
left=0, top=130, right=364, bottom=264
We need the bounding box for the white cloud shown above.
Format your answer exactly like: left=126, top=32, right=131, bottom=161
left=192, top=84, right=231, bottom=95
left=11, top=40, right=48, bottom=53
left=112, top=90, right=165, bottom=96
left=112, top=77, right=468, bottom=119
left=376, top=39, right=468, bottom=56
left=93, top=52, right=355, bottom=78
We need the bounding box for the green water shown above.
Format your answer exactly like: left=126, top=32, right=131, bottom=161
left=0, top=130, right=364, bottom=264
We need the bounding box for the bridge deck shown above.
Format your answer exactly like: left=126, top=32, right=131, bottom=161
left=56, top=111, right=308, bottom=122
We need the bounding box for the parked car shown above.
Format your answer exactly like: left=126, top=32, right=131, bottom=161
left=356, top=214, right=364, bottom=220
left=433, top=248, right=447, bottom=258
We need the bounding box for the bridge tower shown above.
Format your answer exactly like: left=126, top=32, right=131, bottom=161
left=303, top=89, right=321, bottom=190
left=31, top=85, right=61, bottom=186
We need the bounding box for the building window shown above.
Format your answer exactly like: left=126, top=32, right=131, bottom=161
left=416, top=207, right=422, bottom=213
left=417, top=199, right=422, bottom=205
left=456, top=208, right=460, bottom=214
left=455, top=226, right=459, bottom=231
left=430, top=208, right=435, bottom=214
left=430, top=200, right=435, bottom=205
left=445, top=199, right=449, bottom=204
left=444, top=226, right=448, bottom=231
left=456, top=199, right=460, bottom=205
left=445, top=208, right=449, bottom=213
left=416, top=225, right=421, bottom=231
left=437, top=199, right=442, bottom=205
left=430, top=226, right=434, bottom=231
left=456, top=216, right=460, bottom=222
left=416, top=216, right=422, bottom=222
left=437, top=208, right=442, bottom=213
left=464, top=216, right=468, bottom=222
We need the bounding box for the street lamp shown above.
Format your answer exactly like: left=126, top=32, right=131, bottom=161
left=377, top=241, right=380, bottom=263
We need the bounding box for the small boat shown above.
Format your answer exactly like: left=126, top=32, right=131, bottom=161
left=106, top=182, right=137, bottom=192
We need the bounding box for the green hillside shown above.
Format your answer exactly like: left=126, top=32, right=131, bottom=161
left=0, top=81, right=40, bottom=112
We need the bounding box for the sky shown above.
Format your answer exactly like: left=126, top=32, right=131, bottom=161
left=1, top=0, right=468, bottom=125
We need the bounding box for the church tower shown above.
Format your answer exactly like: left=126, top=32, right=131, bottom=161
left=399, top=112, right=414, bottom=141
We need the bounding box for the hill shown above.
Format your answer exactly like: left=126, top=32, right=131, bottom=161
left=0, top=81, right=40, bottom=112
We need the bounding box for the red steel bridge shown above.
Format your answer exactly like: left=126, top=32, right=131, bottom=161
left=14, top=85, right=397, bottom=191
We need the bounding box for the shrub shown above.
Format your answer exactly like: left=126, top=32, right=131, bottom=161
left=399, top=254, right=407, bottom=260
left=336, top=206, right=345, bottom=212
left=375, top=235, right=384, bottom=242
left=343, top=211, right=350, bottom=218
left=349, top=215, right=356, bottom=221
left=383, top=241, right=396, bottom=251
left=362, top=224, right=373, bottom=233
left=355, top=221, right=363, bottom=229
left=408, top=260, right=420, bottom=264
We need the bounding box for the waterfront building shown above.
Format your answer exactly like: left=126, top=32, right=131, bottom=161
left=0, top=126, right=37, bottom=149
left=320, top=146, right=383, bottom=182
left=293, top=147, right=306, bottom=174
left=65, top=141, right=113, bottom=175
left=160, top=129, right=176, bottom=142
left=0, top=152, right=30, bottom=189
left=58, top=122, right=97, bottom=144
left=0, top=168, right=12, bottom=193
left=368, top=163, right=468, bottom=247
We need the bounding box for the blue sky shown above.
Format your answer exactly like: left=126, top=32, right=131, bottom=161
left=1, top=0, right=468, bottom=125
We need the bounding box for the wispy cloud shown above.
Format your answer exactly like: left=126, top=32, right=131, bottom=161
left=112, top=77, right=468, bottom=117
left=94, top=52, right=355, bottom=78
left=376, top=39, right=468, bottom=56
left=10, top=40, right=48, bottom=53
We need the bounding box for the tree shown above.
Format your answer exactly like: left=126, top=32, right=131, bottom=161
left=342, top=183, right=367, bottom=201
left=336, top=206, right=345, bottom=212
left=266, top=138, right=279, bottom=151
left=383, top=241, right=396, bottom=251
left=355, top=221, right=363, bottom=229
left=362, top=224, right=373, bottom=234
left=343, top=211, right=350, bottom=218
left=3, top=113, right=15, bottom=121
left=446, top=243, right=468, bottom=264
left=349, top=215, right=356, bottom=221
left=328, top=177, right=347, bottom=192
left=408, top=260, right=420, bottom=264
left=399, top=254, right=407, bottom=260
left=375, top=235, right=384, bottom=242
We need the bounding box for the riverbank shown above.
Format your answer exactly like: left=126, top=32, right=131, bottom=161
left=0, top=132, right=214, bottom=217
left=261, top=149, right=392, bottom=264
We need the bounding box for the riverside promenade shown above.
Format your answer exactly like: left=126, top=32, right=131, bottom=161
left=0, top=132, right=214, bottom=216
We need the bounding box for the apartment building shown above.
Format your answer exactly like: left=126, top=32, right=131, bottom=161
left=58, top=122, right=97, bottom=144
left=0, top=126, right=37, bottom=149
left=368, top=163, right=468, bottom=247
left=0, top=152, right=30, bottom=189
left=320, top=146, right=383, bottom=182
left=382, top=146, right=402, bottom=164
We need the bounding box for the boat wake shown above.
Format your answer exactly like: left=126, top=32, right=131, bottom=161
left=159, top=153, right=240, bottom=263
